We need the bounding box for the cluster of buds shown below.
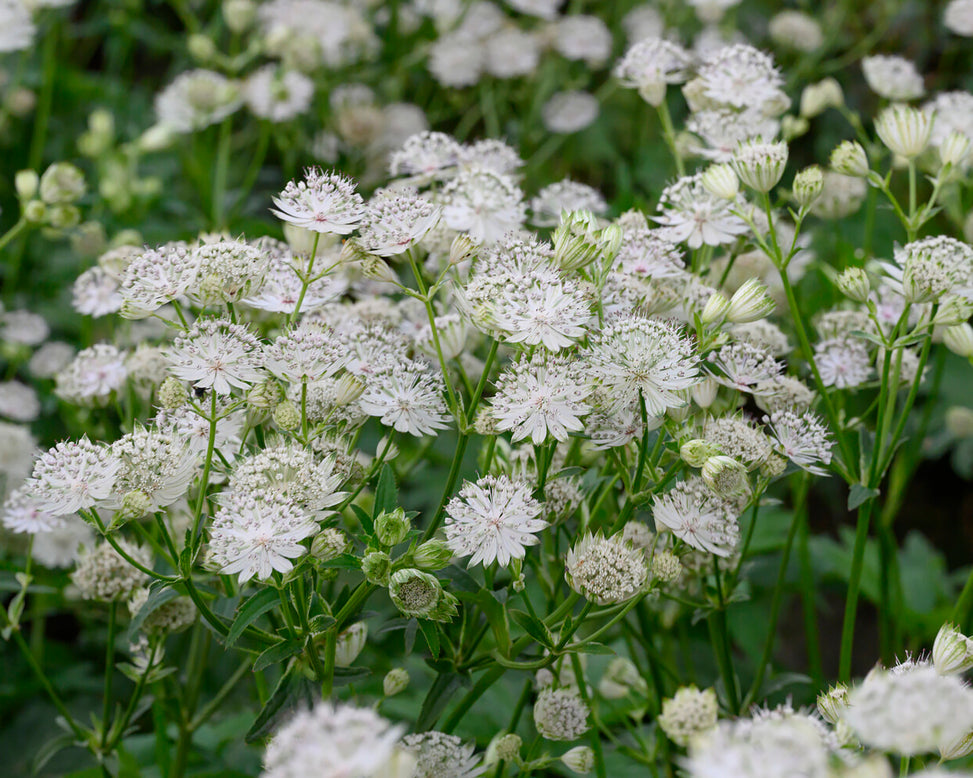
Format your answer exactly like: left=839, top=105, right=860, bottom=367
left=17, top=162, right=86, bottom=230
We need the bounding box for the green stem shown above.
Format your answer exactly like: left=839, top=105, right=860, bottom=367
left=656, top=98, right=684, bottom=177
left=289, top=232, right=321, bottom=325
left=838, top=499, right=874, bottom=683
left=709, top=559, right=739, bottom=714
left=190, top=392, right=219, bottom=553
left=101, top=601, right=118, bottom=750
left=570, top=653, right=606, bottom=778
left=188, top=658, right=250, bottom=731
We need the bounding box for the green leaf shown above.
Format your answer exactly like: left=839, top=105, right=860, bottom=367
left=574, top=642, right=616, bottom=655
left=226, top=587, right=279, bottom=648
left=349, top=503, right=374, bottom=535
left=308, top=614, right=336, bottom=634
left=374, top=464, right=398, bottom=517
left=333, top=666, right=372, bottom=686
left=252, top=638, right=304, bottom=672
left=127, top=585, right=182, bottom=642
left=509, top=609, right=553, bottom=648
left=848, top=483, right=880, bottom=510
left=418, top=619, right=440, bottom=659
left=31, top=732, right=78, bottom=774
left=316, top=553, right=362, bottom=570
left=416, top=672, right=465, bottom=732
left=245, top=668, right=314, bottom=743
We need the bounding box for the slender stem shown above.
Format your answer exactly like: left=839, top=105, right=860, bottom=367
left=101, top=601, right=118, bottom=749
left=289, top=233, right=321, bottom=325
left=570, top=653, right=607, bottom=778
left=422, top=432, right=469, bottom=541
left=29, top=22, right=58, bottom=171
left=655, top=98, right=684, bottom=176
left=188, top=658, right=250, bottom=731
left=838, top=499, right=874, bottom=683
left=190, top=392, right=219, bottom=553
left=709, top=559, right=739, bottom=714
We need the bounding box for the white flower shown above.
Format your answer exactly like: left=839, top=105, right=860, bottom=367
left=107, top=427, right=198, bottom=512
left=166, top=319, right=264, bottom=395
left=554, top=16, right=611, bottom=65
left=491, top=353, right=592, bottom=444
left=229, top=441, right=347, bottom=514
left=261, top=701, right=414, bottom=778
left=209, top=491, right=317, bottom=582
left=542, top=91, right=599, bottom=134
left=654, top=173, right=748, bottom=248
left=708, top=341, right=783, bottom=395
left=429, top=33, right=486, bottom=88
left=441, top=167, right=527, bottom=244
left=444, top=475, right=548, bottom=567
left=765, top=409, right=832, bottom=475
left=565, top=532, right=648, bottom=605
left=189, top=239, right=271, bottom=304
left=272, top=168, right=365, bottom=234
left=614, top=37, right=692, bottom=106
left=815, top=337, right=872, bottom=389
left=155, top=69, right=242, bottom=133
left=73, top=266, right=123, bottom=317
left=946, top=0, right=973, bottom=35
left=0, top=0, right=34, bottom=52
left=33, top=518, right=94, bottom=569
left=460, top=139, right=524, bottom=176
left=242, top=238, right=347, bottom=314
left=533, top=689, right=589, bottom=741
left=358, top=187, right=441, bottom=257
left=530, top=180, right=608, bottom=228
left=403, top=731, right=485, bottom=778
left=358, top=361, right=450, bottom=436
left=27, top=437, right=121, bottom=516
left=263, top=322, right=348, bottom=384
left=0, top=381, right=40, bottom=422
left=586, top=314, right=700, bottom=415
left=1, top=310, right=49, bottom=346
left=652, top=477, right=740, bottom=557
left=500, top=277, right=591, bottom=351
left=484, top=28, right=540, bottom=78
left=389, top=131, right=464, bottom=182
left=2, top=486, right=68, bottom=534
left=686, top=43, right=788, bottom=116
left=862, top=55, right=925, bottom=101
left=842, top=665, right=973, bottom=756
left=55, top=344, right=129, bottom=406
left=119, top=242, right=200, bottom=319
left=245, top=65, right=314, bottom=122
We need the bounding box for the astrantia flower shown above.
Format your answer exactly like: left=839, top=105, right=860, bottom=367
left=703, top=415, right=774, bottom=469
left=506, top=0, right=562, bottom=19
left=155, top=69, right=242, bottom=133
left=708, top=341, right=783, bottom=395
left=263, top=322, right=348, bottom=384
left=2, top=487, right=68, bottom=534
left=166, top=319, right=264, bottom=395
left=444, top=475, right=547, bottom=567
left=529, top=180, right=608, bottom=227
left=242, top=239, right=347, bottom=314
left=33, top=518, right=94, bottom=569
left=244, top=65, right=314, bottom=122
left=358, top=187, right=441, bottom=257
left=460, top=139, right=524, bottom=176
left=586, top=314, right=700, bottom=415
left=542, top=91, right=599, bottom=134
left=156, top=399, right=246, bottom=454
left=261, top=701, right=414, bottom=778
left=615, top=219, right=686, bottom=280
left=1, top=310, right=49, bottom=346
left=0, top=381, right=40, bottom=423
left=923, top=91, right=973, bottom=149
left=389, top=131, right=464, bottom=182
left=654, top=173, right=748, bottom=249
left=29, top=342, right=75, bottom=378
left=0, top=0, right=35, bottom=52
left=842, top=665, right=973, bottom=756
left=73, top=266, right=122, bottom=317
left=209, top=491, right=317, bottom=582
left=652, top=477, right=741, bottom=557
left=946, top=0, right=973, bottom=35
left=485, top=28, right=540, bottom=78
left=257, top=0, right=375, bottom=70
left=403, top=731, right=485, bottom=778
left=119, top=242, right=199, bottom=319
left=55, top=344, right=129, bottom=406
left=428, top=33, right=486, bottom=88
left=272, top=168, right=365, bottom=234
left=875, top=103, right=933, bottom=159
left=106, top=427, right=198, bottom=513
left=440, top=167, right=527, bottom=244
left=885, top=235, right=973, bottom=303
left=862, top=55, right=925, bottom=101
left=765, top=409, right=832, bottom=474
left=533, top=689, right=589, bottom=741
left=554, top=15, right=611, bottom=65
left=189, top=239, right=271, bottom=304
left=614, top=37, right=692, bottom=106
left=658, top=686, right=719, bottom=746
left=27, top=437, right=121, bottom=516
left=491, top=352, right=592, bottom=444
left=72, top=539, right=151, bottom=601
left=358, top=361, right=450, bottom=436
left=732, top=139, right=788, bottom=193
left=565, top=532, right=648, bottom=605
left=688, top=109, right=782, bottom=163
left=229, top=441, right=347, bottom=514
left=815, top=337, right=872, bottom=389
left=499, top=276, right=592, bottom=351
left=686, top=44, right=788, bottom=116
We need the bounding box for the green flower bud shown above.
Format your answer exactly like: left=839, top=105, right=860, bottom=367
left=816, top=683, right=849, bottom=725
left=223, top=0, right=256, bottom=32
left=375, top=507, right=411, bottom=547
left=14, top=170, right=38, bottom=201
left=700, top=163, right=739, bottom=200
left=835, top=267, right=870, bottom=302
left=725, top=279, right=775, bottom=323
left=701, top=455, right=750, bottom=497
left=383, top=667, right=410, bottom=696
left=875, top=104, right=932, bottom=159
left=389, top=568, right=457, bottom=622
left=334, top=622, right=367, bottom=667
left=23, top=199, right=46, bottom=224
left=118, top=490, right=151, bottom=523
left=46, top=204, right=81, bottom=230
left=487, top=733, right=523, bottom=765
left=311, top=527, right=349, bottom=562
left=792, top=165, right=824, bottom=208
left=273, top=400, right=301, bottom=430
left=933, top=622, right=973, bottom=675
left=560, top=746, right=594, bottom=775
left=247, top=380, right=282, bottom=410
left=552, top=210, right=617, bottom=272
left=700, top=291, right=730, bottom=326
left=158, top=377, right=187, bottom=409
left=413, top=539, right=453, bottom=571
left=39, top=162, right=86, bottom=204
left=732, top=139, right=788, bottom=194
left=187, top=33, right=218, bottom=63
left=680, top=439, right=720, bottom=468
left=651, top=550, right=682, bottom=584
left=830, top=140, right=870, bottom=178
left=943, top=323, right=973, bottom=359
left=449, top=233, right=477, bottom=266
left=361, top=550, right=391, bottom=586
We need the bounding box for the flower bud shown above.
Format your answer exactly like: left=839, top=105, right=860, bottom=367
left=23, top=199, right=47, bottom=224
left=137, top=124, right=176, bottom=153
left=700, top=163, right=739, bottom=200
left=39, top=162, right=86, bottom=204
left=946, top=407, right=973, bottom=438
left=943, top=323, right=973, bottom=359
left=940, top=729, right=973, bottom=761
left=700, top=291, right=730, bottom=326
left=732, top=139, right=788, bottom=193
left=816, top=683, right=849, bottom=724
left=835, top=267, right=871, bottom=302
left=223, top=0, right=256, bottom=33
left=118, top=491, right=151, bottom=523
left=936, top=296, right=973, bottom=327
left=7, top=87, right=35, bottom=117
left=800, top=77, right=843, bottom=118
left=932, top=623, right=973, bottom=675
left=692, top=377, right=718, bottom=408
left=311, top=527, right=349, bottom=561
left=247, top=380, right=282, bottom=410
left=760, top=453, right=788, bottom=479
left=413, top=539, right=453, bottom=570
left=383, top=668, right=410, bottom=696
left=792, top=165, right=824, bottom=208
left=14, top=170, right=38, bottom=201
left=361, top=550, right=391, bottom=586
left=552, top=210, right=620, bottom=272
left=830, top=140, right=870, bottom=177
left=651, top=550, right=682, bottom=583
left=560, top=746, right=594, bottom=774
left=449, top=233, right=477, bottom=266
left=375, top=507, right=411, bottom=547
left=726, top=279, right=775, bottom=323
left=781, top=115, right=809, bottom=141
left=158, top=377, right=187, bottom=409
left=680, top=439, right=719, bottom=468
left=598, top=657, right=647, bottom=700
left=940, top=130, right=972, bottom=169
left=187, top=34, right=218, bottom=63
left=46, top=204, right=81, bottom=230
left=359, top=253, right=401, bottom=284
left=487, top=733, right=522, bottom=765
left=701, top=455, right=749, bottom=497
left=334, top=622, right=367, bottom=667
left=389, top=568, right=458, bottom=622
left=875, top=104, right=932, bottom=159
left=273, top=399, right=300, bottom=430
left=333, top=373, right=365, bottom=405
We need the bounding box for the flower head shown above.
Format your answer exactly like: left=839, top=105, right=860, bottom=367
left=166, top=319, right=264, bottom=395
left=565, top=532, right=648, bottom=605
left=272, top=168, right=365, bottom=234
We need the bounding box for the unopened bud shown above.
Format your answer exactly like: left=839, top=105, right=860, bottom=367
left=651, top=550, right=682, bottom=583
left=726, top=279, right=775, bottom=323
left=273, top=400, right=300, bottom=429
left=800, top=77, right=843, bottom=118
left=188, top=34, right=218, bottom=63
left=943, top=323, right=973, bottom=359
left=835, top=267, right=871, bottom=302
left=14, top=170, right=38, bottom=201
left=488, top=733, right=523, bottom=764
left=792, top=165, right=824, bottom=208
left=375, top=507, right=411, bottom=547
left=359, top=253, right=400, bottom=284
left=334, top=622, right=367, bottom=667
left=389, top=568, right=457, bottom=622
left=733, top=139, right=788, bottom=193
left=946, top=407, right=973, bottom=438
left=692, top=377, right=718, bottom=408
left=247, top=380, right=282, bottom=410
left=158, top=377, right=187, bottom=409
left=23, top=199, right=47, bottom=224
left=333, top=373, right=365, bottom=405
left=413, top=539, right=453, bottom=570
left=700, top=291, right=730, bottom=326
left=875, top=104, right=932, bottom=159
left=361, top=550, right=391, bottom=586
left=311, top=527, right=349, bottom=561
left=383, top=668, right=410, bottom=696
left=932, top=622, right=973, bottom=675
left=701, top=455, right=749, bottom=497
left=700, top=163, right=739, bottom=200
left=830, top=140, right=870, bottom=178
left=449, top=233, right=476, bottom=266
left=39, top=162, right=86, bottom=204
left=680, top=439, right=719, bottom=468
left=816, top=683, right=849, bottom=725
left=223, top=0, right=256, bottom=32
left=940, top=130, right=972, bottom=170
left=119, top=490, right=151, bottom=522
left=46, top=204, right=81, bottom=230
left=560, top=746, right=594, bottom=774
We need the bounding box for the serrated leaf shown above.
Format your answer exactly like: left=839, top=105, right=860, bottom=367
left=226, top=587, right=279, bottom=648
left=374, top=464, right=398, bottom=517
left=317, top=553, right=362, bottom=570
left=418, top=620, right=440, bottom=659
left=128, top=585, right=182, bottom=642
left=308, top=614, right=336, bottom=634
left=848, top=483, right=880, bottom=510
left=252, top=638, right=303, bottom=672
left=509, top=609, right=553, bottom=648
left=349, top=503, right=374, bottom=535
